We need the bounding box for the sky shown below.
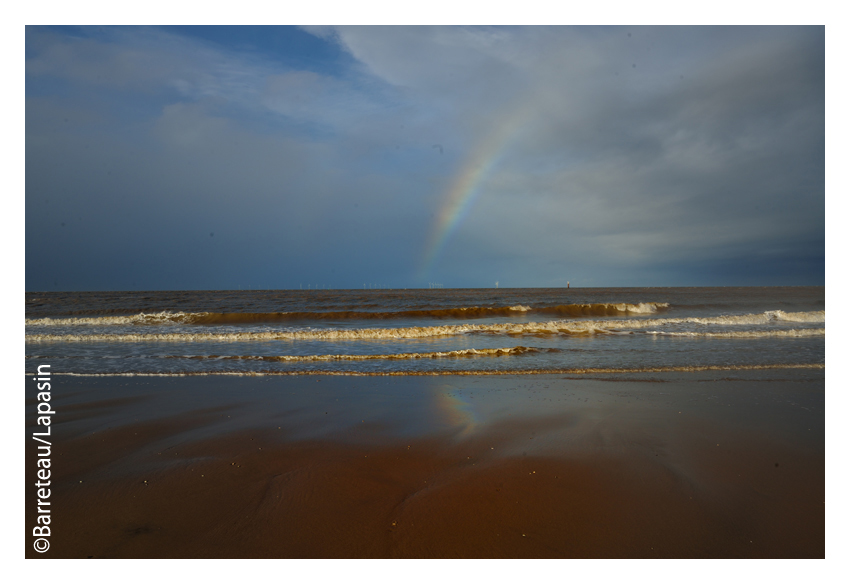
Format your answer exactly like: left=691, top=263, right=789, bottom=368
left=25, top=25, right=825, bottom=290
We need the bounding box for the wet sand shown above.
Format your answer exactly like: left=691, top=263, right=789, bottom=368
left=25, top=372, right=825, bottom=558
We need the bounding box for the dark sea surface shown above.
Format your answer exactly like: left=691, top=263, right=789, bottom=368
left=25, top=287, right=824, bottom=377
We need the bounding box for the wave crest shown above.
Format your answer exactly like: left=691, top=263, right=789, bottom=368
left=44, top=363, right=825, bottom=377
left=646, top=328, right=825, bottom=338
left=24, top=302, right=671, bottom=326
left=25, top=310, right=825, bottom=343
left=182, top=346, right=541, bottom=362
left=764, top=310, right=825, bottom=323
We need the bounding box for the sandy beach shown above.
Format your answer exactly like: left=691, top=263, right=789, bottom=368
left=25, top=372, right=824, bottom=558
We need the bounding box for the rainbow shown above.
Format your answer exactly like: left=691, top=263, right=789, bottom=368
left=434, top=390, right=478, bottom=435
left=419, top=106, right=531, bottom=279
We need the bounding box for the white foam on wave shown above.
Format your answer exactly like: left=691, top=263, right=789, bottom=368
left=25, top=311, right=199, bottom=326
left=46, top=363, right=825, bottom=377
left=764, top=310, right=825, bottom=323
left=645, top=328, right=825, bottom=338
left=615, top=302, right=668, bottom=313
left=188, top=346, right=537, bottom=362
left=25, top=310, right=826, bottom=343
left=24, top=302, right=669, bottom=326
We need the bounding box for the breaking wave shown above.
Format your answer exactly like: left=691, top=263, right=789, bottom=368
left=27, top=347, right=545, bottom=362
left=646, top=328, right=825, bottom=338
left=24, top=302, right=670, bottom=326
left=763, top=310, right=825, bottom=323
left=43, top=363, right=824, bottom=377
left=26, top=310, right=825, bottom=343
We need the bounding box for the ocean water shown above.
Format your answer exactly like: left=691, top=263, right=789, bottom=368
left=25, top=287, right=824, bottom=377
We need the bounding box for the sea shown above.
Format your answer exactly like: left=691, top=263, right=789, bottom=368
left=25, top=287, right=824, bottom=378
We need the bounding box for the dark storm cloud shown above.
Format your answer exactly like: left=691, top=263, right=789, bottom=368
left=349, top=25, right=823, bottom=286
left=25, top=26, right=823, bottom=290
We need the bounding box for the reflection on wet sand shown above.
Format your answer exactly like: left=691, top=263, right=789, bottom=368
left=25, top=372, right=824, bottom=558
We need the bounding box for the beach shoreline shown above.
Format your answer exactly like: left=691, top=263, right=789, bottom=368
left=25, top=372, right=824, bottom=558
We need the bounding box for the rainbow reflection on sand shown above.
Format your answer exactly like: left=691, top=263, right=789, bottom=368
left=434, top=390, right=479, bottom=436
